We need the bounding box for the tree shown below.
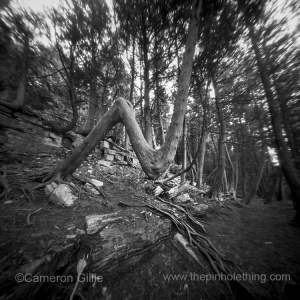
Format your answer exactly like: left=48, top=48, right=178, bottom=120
left=239, top=0, right=300, bottom=222
left=0, top=8, right=40, bottom=111
left=41, top=0, right=203, bottom=184
left=76, top=0, right=111, bottom=135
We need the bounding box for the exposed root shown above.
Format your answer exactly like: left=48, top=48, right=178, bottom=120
left=33, top=173, right=62, bottom=190
left=73, top=174, right=106, bottom=198
left=117, top=198, right=257, bottom=299
left=0, top=166, right=34, bottom=201
left=26, top=208, right=42, bottom=225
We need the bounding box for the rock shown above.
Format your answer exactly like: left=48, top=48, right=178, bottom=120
left=89, top=215, right=171, bottom=272
left=76, top=228, right=85, bottom=235
left=168, top=182, right=204, bottom=199
left=66, top=234, right=77, bottom=239
left=85, top=185, right=98, bottom=195
left=85, top=179, right=104, bottom=195
left=0, top=105, right=63, bottom=158
left=45, top=182, right=58, bottom=195
left=97, top=166, right=109, bottom=173
left=174, top=193, right=192, bottom=204
left=114, top=154, right=123, bottom=161
left=188, top=204, right=208, bottom=216
left=154, top=186, right=164, bottom=196
left=49, top=184, right=77, bottom=207
left=132, top=158, right=139, bottom=165
left=104, top=149, right=116, bottom=155
left=107, top=165, right=117, bottom=175
left=100, top=141, right=110, bottom=149
left=97, top=160, right=111, bottom=167
left=90, top=179, right=103, bottom=188
left=104, top=154, right=114, bottom=161
left=86, top=213, right=123, bottom=234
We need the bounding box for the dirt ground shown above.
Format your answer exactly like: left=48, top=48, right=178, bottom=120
left=0, top=154, right=300, bottom=300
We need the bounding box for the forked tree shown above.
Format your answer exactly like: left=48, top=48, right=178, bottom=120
left=42, top=0, right=203, bottom=184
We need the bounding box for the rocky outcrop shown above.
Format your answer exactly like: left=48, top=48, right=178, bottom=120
left=0, top=105, right=63, bottom=160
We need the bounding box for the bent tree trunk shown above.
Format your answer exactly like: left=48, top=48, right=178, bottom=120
left=43, top=0, right=203, bottom=183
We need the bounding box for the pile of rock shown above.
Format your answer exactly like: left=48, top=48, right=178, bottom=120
left=100, top=140, right=139, bottom=166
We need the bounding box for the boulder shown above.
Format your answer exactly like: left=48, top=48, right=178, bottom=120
left=88, top=214, right=171, bottom=272
left=49, top=184, right=77, bottom=207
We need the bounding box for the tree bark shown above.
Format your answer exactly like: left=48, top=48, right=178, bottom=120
left=181, top=117, right=187, bottom=183
left=209, top=78, right=226, bottom=199
left=43, top=0, right=203, bottom=183
left=154, top=36, right=165, bottom=145
left=197, top=110, right=208, bottom=188
left=141, top=20, right=152, bottom=145
left=125, top=37, right=136, bottom=151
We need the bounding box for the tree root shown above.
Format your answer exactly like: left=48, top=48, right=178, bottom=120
left=118, top=198, right=257, bottom=299
left=73, top=174, right=106, bottom=198
left=33, top=173, right=63, bottom=190
left=0, top=167, right=34, bottom=201
left=26, top=208, right=42, bottom=226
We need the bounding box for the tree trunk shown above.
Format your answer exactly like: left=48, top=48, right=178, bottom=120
left=248, top=23, right=300, bottom=222
left=47, top=44, right=78, bottom=133
left=79, top=78, right=98, bottom=135
left=152, top=125, right=157, bottom=149
left=279, top=171, right=286, bottom=202
left=209, top=78, right=226, bottom=199
left=273, top=79, right=300, bottom=170
left=141, top=21, right=152, bottom=144
left=235, top=155, right=239, bottom=192
left=1, top=33, right=29, bottom=110
left=242, top=165, right=248, bottom=198
left=181, top=117, right=187, bottom=183
left=125, top=37, right=136, bottom=151
left=225, top=144, right=236, bottom=199
left=43, top=0, right=203, bottom=183
left=15, top=33, right=29, bottom=110
left=243, top=143, right=267, bottom=204
left=156, top=95, right=165, bottom=145
left=154, top=36, right=165, bottom=145
left=197, top=114, right=208, bottom=188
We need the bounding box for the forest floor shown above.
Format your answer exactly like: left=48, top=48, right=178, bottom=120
left=0, top=153, right=300, bottom=300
